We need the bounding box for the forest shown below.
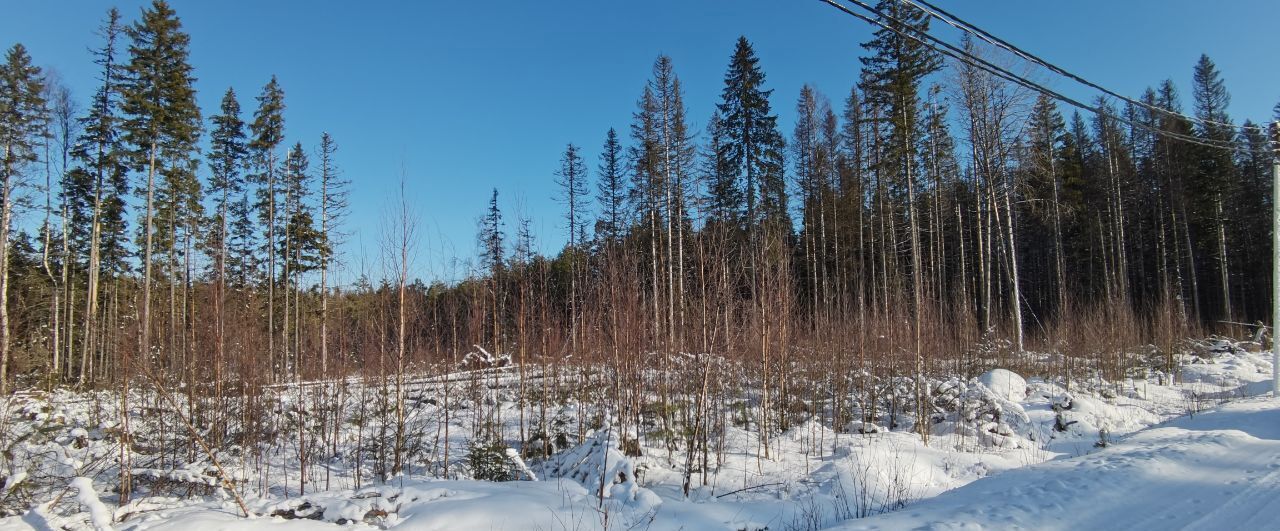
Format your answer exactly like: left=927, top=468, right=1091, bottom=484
left=0, top=0, right=1277, bottom=528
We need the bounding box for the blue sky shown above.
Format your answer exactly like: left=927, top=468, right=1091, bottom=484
left=4, top=0, right=1277, bottom=284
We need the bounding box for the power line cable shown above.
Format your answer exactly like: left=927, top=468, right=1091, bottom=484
left=817, top=0, right=1270, bottom=155
left=898, top=0, right=1259, bottom=133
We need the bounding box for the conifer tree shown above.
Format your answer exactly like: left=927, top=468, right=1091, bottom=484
left=1026, top=94, right=1069, bottom=313
left=0, top=43, right=47, bottom=393
left=206, top=87, right=246, bottom=392
left=556, top=143, right=589, bottom=253
left=1233, top=120, right=1271, bottom=317
left=317, top=132, right=346, bottom=375
left=66, top=7, right=128, bottom=385
left=119, top=0, right=201, bottom=500
left=249, top=76, right=285, bottom=378
left=480, top=188, right=504, bottom=277
left=1189, top=54, right=1235, bottom=321
left=279, top=141, right=316, bottom=376
left=120, top=0, right=202, bottom=365
left=594, top=128, right=625, bottom=244
left=555, top=143, right=588, bottom=351
left=860, top=0, right=941, bottom=439
left=715, top=37, right=787, bottom=233
left=702, top=113, right=741, bottom=232
left=478, top=188, right=504, bottom=350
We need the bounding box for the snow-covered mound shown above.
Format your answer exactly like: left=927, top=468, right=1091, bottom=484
left=978, top=368, right=1028, bottom=403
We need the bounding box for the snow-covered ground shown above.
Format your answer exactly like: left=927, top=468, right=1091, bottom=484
left=834, top=396, right=1280, bottom=530
left=0, top=338, right=1272, bottom=530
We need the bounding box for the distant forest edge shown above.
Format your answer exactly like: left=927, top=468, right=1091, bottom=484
left=0, top=0, right=1276, bottom=404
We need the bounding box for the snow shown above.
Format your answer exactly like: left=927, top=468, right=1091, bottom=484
left=0, top=337, right=1272, bottom=530
left=69, top=478, right=112, bottom=531
left=978, top=368, right=1028, bottom=403
left=831, top=396, right=1280, bottom=530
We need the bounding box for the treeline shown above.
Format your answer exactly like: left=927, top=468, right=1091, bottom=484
left=0, top=0, right=1276, bottom=433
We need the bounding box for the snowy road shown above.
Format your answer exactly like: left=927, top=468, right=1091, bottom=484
left=831, top=395, right=1280, bottom=530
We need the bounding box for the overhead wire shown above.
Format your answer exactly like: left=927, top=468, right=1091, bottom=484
left=899, top=0, right=1262, bottom=134
left=816, top=0, right=1275, bottom=155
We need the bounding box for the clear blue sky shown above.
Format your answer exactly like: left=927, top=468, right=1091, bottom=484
left=4, top=0, right=1277, bottom=284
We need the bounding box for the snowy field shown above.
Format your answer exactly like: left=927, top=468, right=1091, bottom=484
left=0, top=338, right=1272, bottom=531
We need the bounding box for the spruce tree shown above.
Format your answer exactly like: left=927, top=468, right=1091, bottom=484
left=555, top=143, right=588, bottom=352
left=249, top=75, right=285, bottom=378
left=702, top=113, right=742, bottom=232
left=316, top=132, right=346, bottom=375
left=1025, top=94, right=1069, bottom=312
left=478, top=188, right=505, bottom=351
left=715, top=37, right=787, bottom=233
left=279, top=141, right=315, bottom=377
left=859, top=0, right=940, bottom=205
left=66, top=8, right=129, bottom=386
left=594, top=128, right=625, bottom=244
left=480, top=188, right=504, bottom=277
left=864, top=1, right=941, bottom=438
left=207, top=88, right=247, bottom=282
left=555, top=143, right=589, bottom=253
left=0, top=43, right=47, bottom=393
left=118, top=0, right=201, bottom=499
left=206, top=87, right=246, bottom=395
left=120, top=0, right=202, bottom=360
left=1234, top=121, right=1272, bottom=317
left=1189, top=54, right=1236, bottom=320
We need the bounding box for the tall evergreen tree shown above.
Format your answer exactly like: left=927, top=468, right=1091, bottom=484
left=715, top=37, right=787, bottom=233
left=316, top=132, right=346, bottom=375
left=207, top=88, right=247, bottom=283
left=249, top=75, right=285, bottom=377
left=120, top=0, right=202, bottom=359
left=119, top=0, right=201, bottom=500
left=556, top=143, right=589, bottom=252
left=205, top=87, right=246, bottom=395
left=66, top=8, right=129, bottom=386
left=594, top=128, right=625, bottom=244
left=0, top=43, right=47, bottom=393
left=1189, top=54, right=1236, bottom=320
left=1233, top=120, right=1272, bottom=318
left=480, top=188, right=504, bottom=277
left=702, top=113, right=741, bottom=231
left=1025, top=93, right=1069, bottom=313
left=859, top=0, right=940, bottom=205
left=555, top=142, right=588, bottom=351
